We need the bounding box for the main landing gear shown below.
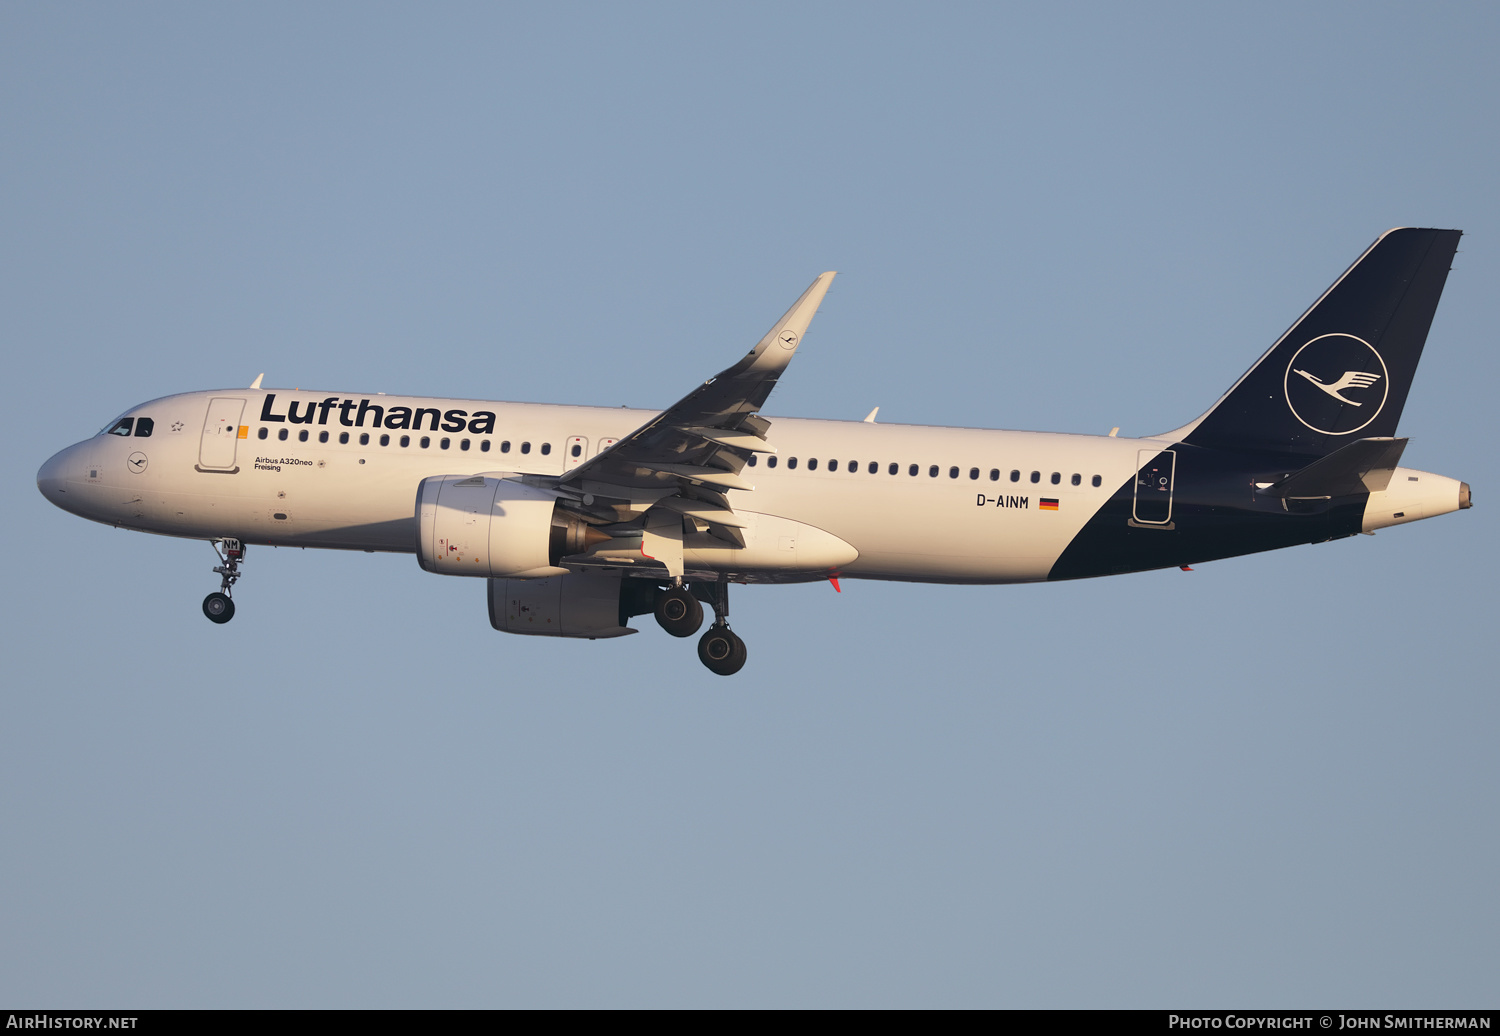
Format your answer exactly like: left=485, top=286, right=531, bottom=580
left=654, top=585, right=704, bottom=638
left=698, top=625, right=747, bottom=677
left=695, top=574, right=747, bottom=677
left=203, top=538, right=244, bottom=624
left=652, top=575, right=746, bottom=675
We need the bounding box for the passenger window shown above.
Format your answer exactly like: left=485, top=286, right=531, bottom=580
left=868, top=461, right=878, bottom=474
left=319, top=431, right=329, bottom=443
left=481, top=440, right=491, bottom=452
left=107, top=418, right=133, bottom=436
left=339, top=432, right=349, bottom=444
left=501, top=441, right=511, bottom=453
left=541, top=443, right=551, bottom=456
left=419, top=436, right=430, bottom=448
left=1050, top=472, right=1060, bottom=484
left=399, top=435, right=410, bottom=447
left=440, top=438, right=450, bottom=450
left=788, top=457, right=799, bottom=470
left=989, top=469, right=1000, bottom=481
left=929, top=465, right=939, bottom=477
left=848, top=460, right=858, bottom=473
left=748, top=455, right=758, bottom=466
left=827, top=458, right=836, bottom=470
left=279, top=429, right=289, bottom=441
left=359, top=432, right=370, bottom=446
left=909, top=464, right=918, bottom=476
left=298, top=430, right=309, bottom=442
left=808, top=458, right=819, bottom=471
left=949, top=466, right=959, bottom=479
left=1092, top=474, right=1102, bottom=487
left=767, top=455, right=778, bottom=468
left=520, top=442, right=531, bottom=455
left=889, top=463, right=898, bottom=475
left=1010, top=470, right=1020, bottom=482
left=460, top=439, right=470, bottom=451
left=258, top=427, right=269, bottom=440
left=571, top=443, right=582, bottom=457
left=134, top=418, right=154, bottom=437
left=969, top=467, right=979, bottom=480
left=1071, top=473, right=1081, bottom=486
left=1030, top=471, right=1040, bottom=483
left=379, top=433, right=390, bottom=446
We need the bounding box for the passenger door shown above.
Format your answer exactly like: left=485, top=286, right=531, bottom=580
left=1132, top=449, right=1176, bottom=525
left=199, top=397, right=246, bottom=472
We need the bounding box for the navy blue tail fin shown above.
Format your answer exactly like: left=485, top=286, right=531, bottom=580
left=1175, top=228, right=1460, bottom=458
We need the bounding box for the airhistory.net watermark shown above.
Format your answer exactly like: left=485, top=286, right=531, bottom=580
left=5, top=1017, right=137, bottom=1029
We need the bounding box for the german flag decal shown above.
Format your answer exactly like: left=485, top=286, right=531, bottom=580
left=1039, top=498, right=1059, bottom=511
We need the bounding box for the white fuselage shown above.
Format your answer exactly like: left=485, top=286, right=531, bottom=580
left=42, top=388, right=1158, bottom=585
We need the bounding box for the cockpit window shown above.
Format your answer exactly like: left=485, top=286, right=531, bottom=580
left=134, top=417, right=154, bottom=437
left=105, top=418, right=134, bottom=437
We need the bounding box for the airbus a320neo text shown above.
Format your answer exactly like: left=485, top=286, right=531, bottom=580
left=38, top=228, right=1472, bottom=674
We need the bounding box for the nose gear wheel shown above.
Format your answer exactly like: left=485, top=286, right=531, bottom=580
left=202, top=592, right=235, bottom=623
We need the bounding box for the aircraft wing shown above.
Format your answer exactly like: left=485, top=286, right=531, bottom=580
left=549, top=272, right=836, bottom=556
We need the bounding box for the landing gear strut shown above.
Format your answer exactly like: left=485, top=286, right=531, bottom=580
left=203, top=538, right=244, bottom=624
left=696, top=574, right=747, bottom=676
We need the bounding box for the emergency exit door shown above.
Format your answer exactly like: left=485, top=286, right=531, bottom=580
left=564, top=436, right=589, bottom=471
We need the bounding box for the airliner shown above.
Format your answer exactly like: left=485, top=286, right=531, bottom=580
left=36, top=228, right=1472, bottom=674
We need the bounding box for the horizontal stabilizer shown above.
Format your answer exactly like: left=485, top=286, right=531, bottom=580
left=1261, top=437, right=1408, bottom=500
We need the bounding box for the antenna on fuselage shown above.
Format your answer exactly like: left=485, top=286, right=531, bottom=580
left=249, top=373, right=265, bottom=390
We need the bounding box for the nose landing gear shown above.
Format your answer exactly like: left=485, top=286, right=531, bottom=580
left=696, top=574, right=747, bottom=676
left=203, top=538, right=244, bottom=624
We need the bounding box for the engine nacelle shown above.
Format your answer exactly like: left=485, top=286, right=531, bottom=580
left=488, top=570, right=637, bottom=639
left=415, top=473, right=603, bottom=578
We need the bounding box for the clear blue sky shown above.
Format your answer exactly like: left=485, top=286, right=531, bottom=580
left=3, top=2, right=1496, bottom=1007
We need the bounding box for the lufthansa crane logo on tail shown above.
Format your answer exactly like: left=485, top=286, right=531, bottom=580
left=1293, top=368, right=1382, bottom=404
left=1283, top=333, right=1389, bottom=435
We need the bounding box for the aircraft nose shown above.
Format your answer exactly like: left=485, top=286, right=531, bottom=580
left=37, top=444, right=77, bottom=503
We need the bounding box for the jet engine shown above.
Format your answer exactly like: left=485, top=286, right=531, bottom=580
left=415, top=473, right=609, bottom=578
left=488, top=569, right=639, bottom=639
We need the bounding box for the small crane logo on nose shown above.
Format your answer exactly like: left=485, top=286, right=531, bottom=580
left=127, top=452, right=148, bottom=473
